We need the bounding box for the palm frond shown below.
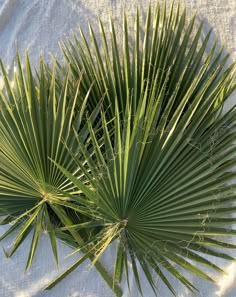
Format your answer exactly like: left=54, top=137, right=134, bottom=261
left=50, top=3, right=236, bottom=296
left=0, top=51, right=123, bottom=296
left=0, top=51, right=97, bottom=268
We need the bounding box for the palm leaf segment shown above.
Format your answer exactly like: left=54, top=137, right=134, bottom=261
left=62, top=2, right=235, bottom=119
left=0, top=52, right=98, bottom=269
left=55, top=2, right=236, bottom=296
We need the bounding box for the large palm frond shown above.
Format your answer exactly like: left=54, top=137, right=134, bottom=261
left=48, top=3, right=236, bottom=296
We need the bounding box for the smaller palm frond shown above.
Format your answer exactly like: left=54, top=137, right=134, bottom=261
left=50, top=3, right=236, bottom=296
left=0, top=51, right=99, bottom=270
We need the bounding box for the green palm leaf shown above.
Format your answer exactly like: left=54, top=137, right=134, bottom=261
left=0, top=51, right=123, bottom=296
left=0, top=51, right=91, bottom=264
left=50, top=2, right=236, bottom=296
left=1, top=51, right=123, bottom=296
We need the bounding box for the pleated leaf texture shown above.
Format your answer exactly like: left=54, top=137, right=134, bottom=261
left=0, top=53, right=103, bottom=271
left=48, top=2, right=236, bottom=297
left=0, top=53, right=123, bottom=295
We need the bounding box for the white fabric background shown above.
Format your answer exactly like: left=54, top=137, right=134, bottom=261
left=0, top=1, right=235, bottom=296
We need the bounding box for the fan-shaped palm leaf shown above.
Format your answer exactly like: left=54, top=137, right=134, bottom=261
left=0, top=51, right=95, bottom=262
left=48, top=2, right=236, bottom=296
left=0, top=52, right=123, bottom=297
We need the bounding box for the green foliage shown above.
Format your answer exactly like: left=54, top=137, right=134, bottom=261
left=0, top=51, right=122, bottom=296
left=61, top=2, right=235, bottom=119
left=0, top=2, right=235, bottom=297
left=0, top=51, right=95, bottom=264
left=49, top=2, right=236, bottom=296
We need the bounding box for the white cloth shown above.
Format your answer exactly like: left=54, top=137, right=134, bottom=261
left=0, top=0, right=235, bottom=296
